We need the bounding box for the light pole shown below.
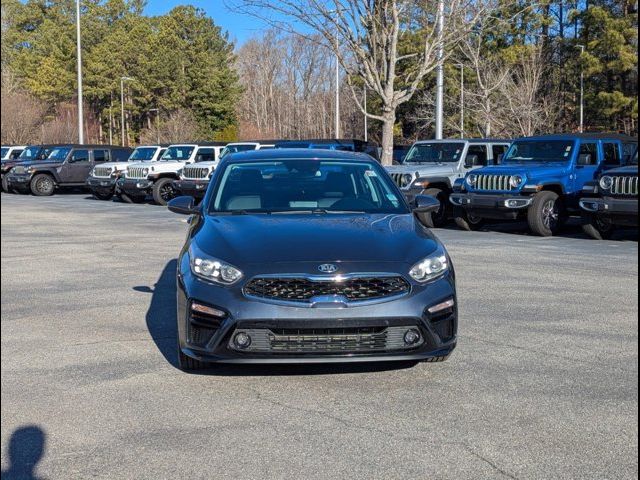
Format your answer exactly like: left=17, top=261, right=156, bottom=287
left=434, top=0, right=445, bottom=140
left=334, top=28, right=340, bottom=139
left=76, top=0, right=84, bottom=144
left=458, top=64, right=464, bottom=138
left=577, top=45, right=585, bottom=133
left=148, top=108, right=160, bottom=145
left=120, top=76, right=134, bottom=146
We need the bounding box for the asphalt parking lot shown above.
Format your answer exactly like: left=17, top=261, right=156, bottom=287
left=1, top=192, right=638, bottom=480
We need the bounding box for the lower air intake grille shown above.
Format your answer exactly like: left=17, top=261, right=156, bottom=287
left=244, top=276, right=410, bottom=303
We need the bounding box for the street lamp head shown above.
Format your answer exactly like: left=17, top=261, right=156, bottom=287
left=121, top=76, right=134, bottom=81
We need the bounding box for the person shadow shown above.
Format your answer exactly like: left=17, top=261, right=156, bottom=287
left=1, top=425, right=46, bottom=480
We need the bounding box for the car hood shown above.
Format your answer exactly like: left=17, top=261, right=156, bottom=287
left=147, top=160, right=186, bottom=173
left=14, top=160, right=63, bottom=169
left=98, top=161, right=133, bottom=169
left=193, top=213, right=440, bottom=268
left=604, top=165, right=638, bottom=176
left=386, top=164, right=457, bottom=176
left=474, top=162, right=570, bottom=178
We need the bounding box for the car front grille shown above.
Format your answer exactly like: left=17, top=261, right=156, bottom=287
left=127, top=167, right=147, bottom=179
left=610, top=176, right=638, bottom=196
left=390, top=173, right=413, bottom=189
left=228, top=326, right=422, bottom=354
left=11, top=166, right=26, bottom=174
left=244, top=276, right=410, bottom=303
left=474, top=174, right=517, bottom=191
left=182, top=166, right=210, bottom=180
left=93, top=166, right=112, bottom=178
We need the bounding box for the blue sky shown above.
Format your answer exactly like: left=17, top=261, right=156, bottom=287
left=144, top=1, right=269, bottom=47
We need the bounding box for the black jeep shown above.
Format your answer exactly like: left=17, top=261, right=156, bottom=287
left=6, top=144, right=131, bottom=196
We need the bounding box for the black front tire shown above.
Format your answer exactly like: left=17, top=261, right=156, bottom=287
left=178, top=347, right=210, bottom=372
left=581, top=213, right=614, bottom=240
left=1, top=175, right=12, bottom=193
left=30, top=173, right=55, bottom=196
left=454, top=208, right=485, bottom=231
left=152, top=178, right=177, bottom=206
left=120, top=192, right=146, bottom=204
left=92, top=190, right=114, bottom=201
left=422, top=187, right=451, bottom=228
left=527, top=191, right=565, bottom=237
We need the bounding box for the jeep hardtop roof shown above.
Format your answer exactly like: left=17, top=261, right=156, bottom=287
left=517, top=133, right=637, bottom=142
left=413, top=138, right=510, bottom=144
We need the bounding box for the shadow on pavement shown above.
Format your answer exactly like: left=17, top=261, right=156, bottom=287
left=141, top=259, right=421, bottom=376
left=1, top=425, right=46, bottom=480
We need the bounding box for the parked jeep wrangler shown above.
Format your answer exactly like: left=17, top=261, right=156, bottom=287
left=450, top=134, right=637, bottom=236
left=172, top=142, right=277, bottom=201
left=385, top=139, right=510, bottom=227
left=2, top=145, right=53, bottom=192
left=118, top=143, right=225, bottom=205
left=6, top=144, right=132, bottom=196
left=86, top=145, right=167, bottom=200
left=579, top=150, right=638, bottom=239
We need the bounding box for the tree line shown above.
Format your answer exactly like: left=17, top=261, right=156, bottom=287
left=1, top=1, right=637, bottom=165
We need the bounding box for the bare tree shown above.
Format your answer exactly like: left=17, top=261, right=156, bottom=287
left=139, top=109, right=199, bottom=144
left=228, top=0, right=495, bottom=165
left=1, top=87, right=47, bottom=144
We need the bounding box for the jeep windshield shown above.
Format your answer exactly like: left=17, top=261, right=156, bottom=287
left=18, top=146, right=52, bottom=161
left=402, top=143, right=465, bottom=164
left=47, top=147, right=72, bottom=161
left=0, top=148, right=8, bottom=159
left=209, top=160, right=407, bottom=215
left=219, top=144, right=257, bottom=159
left=161, top=146, right=194, bottom=161
left=128, top=147, right=158, bottom=161
left=504, top=140, right=574, bottom=163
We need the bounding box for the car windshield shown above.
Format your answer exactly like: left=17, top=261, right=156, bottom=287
left=129, top=147, right=158, bottom=161
left=209, top=159, right=407, bottom=215
left=161, top=146, right=194, bottom=161
left=504, top=141, right=574, bottom=162
left=18, top=146, right=41, bottom=159
left=1, top=148, right=9, bottom=159
left=403, top=143, right=465, bottom=164
left=219, top=144, right=257, bottom=158
left=47, top=147, right=72, bottom=161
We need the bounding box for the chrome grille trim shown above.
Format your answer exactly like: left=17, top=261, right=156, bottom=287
left=475, top=174, right=516, bottom=192
left=182, top=165, right=211, bottom=180
left=610, top=176, right=638, bottom=196
left=92, top=166, right=113, bottom=178
left=126, top=166, right=148, bottom=179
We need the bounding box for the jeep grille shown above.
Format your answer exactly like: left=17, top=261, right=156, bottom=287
left=93, top=166, right=112, bottom=178
left=610, top=176, right=638, bottom=196
left=182, top=165, right=210, bottom=180
left=390, top=173, right=413, bottom=189
left=126, top=167, right=148, bottom=179
left=474, top=174, right=518, bottom=192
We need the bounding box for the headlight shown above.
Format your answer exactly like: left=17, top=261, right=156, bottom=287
left=189, top=245, right=243, bottom=285
left=600, top=176, right=613, bottom=190
left=409, top=247, right=450, bottom=283
left=401, top=174, right=413, bottom=187
left=143, top=168, right=150, bottom=176
left=510, top=175, right=524, bottom=188
left=466, top=174, right=478, bottom=186
left=176, top=169, right=183, bottom=177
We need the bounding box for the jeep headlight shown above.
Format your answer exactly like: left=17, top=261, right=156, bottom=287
left=409, top=246, right=450, bottom=283
left=510, top=175, right=524, bottom=188
left=466, top=174, right=478, bottom=186
left=176, top=168, right=183, bottom=177
left=143, top=167, right=150, bottom=176
left=599, top=176, right=613, bottom=190
left=189, top=245, right=243, bottom=285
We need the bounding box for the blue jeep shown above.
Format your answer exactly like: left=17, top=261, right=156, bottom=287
left=579, top=150, right=638, bottom=239
left=450, top=134, right=638, bottom=237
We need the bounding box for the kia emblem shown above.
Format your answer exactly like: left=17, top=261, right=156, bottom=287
left=318, top=264, right=338, bottom=274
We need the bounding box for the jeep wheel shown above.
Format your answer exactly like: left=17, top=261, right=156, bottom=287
left=1, top=175, right=11, bottom=193
left=422, top=187, right=451, bottom=228
left=454, top=208, right=484, bottom=231
left=30, top=173, right=55, bottom=196
left=178, top=346, right=209, bottom=372
left=92, top=190, right=114, bottom=201
left=581, top=213, right=614, bottom=240
left=528, top=191, right=565, bottom=237
left=120, top=192, right=146, bottom=204
left=153, top=178, right=177, bottom=206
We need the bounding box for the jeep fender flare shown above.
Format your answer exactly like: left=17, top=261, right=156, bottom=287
left=151, top=172, right=180, bottom=181
left=29, top=168, right=60, bottom=184
left=537, top=183, right=566, bottom=197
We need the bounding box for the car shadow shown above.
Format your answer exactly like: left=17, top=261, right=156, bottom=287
left=140, top=259, right=421, bottom=376
left=1, top=425, right=47, bottom=480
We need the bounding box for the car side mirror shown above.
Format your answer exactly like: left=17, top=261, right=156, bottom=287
left=413, top=194, right=440, bottom=220
left=464, top=154, right=480, bottom=168
left=168, top=196, right=199, bottom=215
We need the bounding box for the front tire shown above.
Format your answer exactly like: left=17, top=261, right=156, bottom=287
left=422, top=187, right=451, bottom=228
left=120, top=192, right=146, bottom=204
left=1, top=175, right=12, bottom=193
left=152, top=178, right=177, bottom=206
left=581, top=213, right=614, bottom=240
left=454, top=208, right=485, bottom=231
left=30, top=173, right=55, bottom=196
left=178, top=347, right=209, bottom=372
left=92, top=190, right=114, bottom=201
left=527, top=191, right=565, bottom=237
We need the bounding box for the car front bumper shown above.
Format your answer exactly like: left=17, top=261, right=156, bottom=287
left=118, top=178, right=153, bottom=195
left=449, top=192, right=533, bottom=220
left=173, top=179, right=210, bottom=199
left=86, top=176, right=118, bottom=192
left=5, top=173, right=33, bottom=189
left=177, top=256, right=458, bottom=364
left=580, top=196, right=639, bottom=226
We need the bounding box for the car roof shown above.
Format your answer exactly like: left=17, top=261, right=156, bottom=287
left=520, top=133, right=638, bottom=142
left=222, top=148, right=377, bottom=163
left=41, top=144, right=132, bottom=149
left=413, top=138, right=510, bottom=144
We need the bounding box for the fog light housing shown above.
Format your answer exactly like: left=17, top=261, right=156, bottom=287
left=403, top=329, right=421, bottom=346
left=234, top=332, right=252, bottom=349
